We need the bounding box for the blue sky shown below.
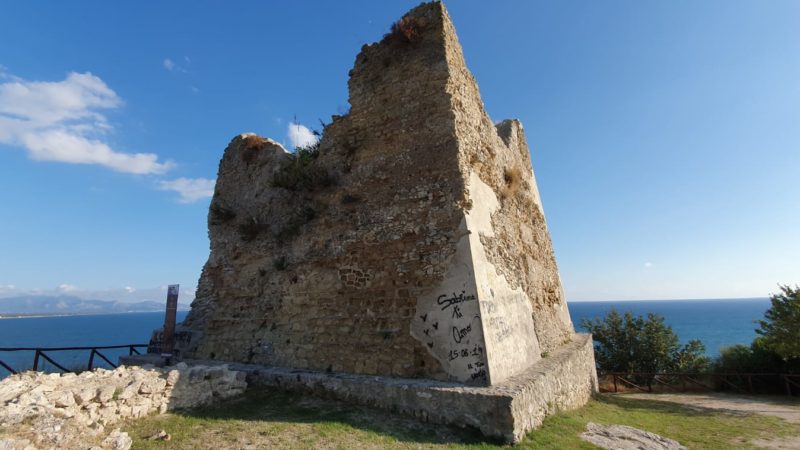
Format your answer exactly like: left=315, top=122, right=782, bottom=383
left=0, top=1, right=797, bottom=302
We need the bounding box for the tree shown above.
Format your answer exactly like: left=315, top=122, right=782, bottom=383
left=581, top=309, right=710, bottom=384
left=756, top=284, right=800, bottom=360
left=715, top=337, right=786, bottom=374
left=673, top=339, right=711, bottom=373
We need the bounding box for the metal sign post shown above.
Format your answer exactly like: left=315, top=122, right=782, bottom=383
left=162, top=284, right=179, bottom=357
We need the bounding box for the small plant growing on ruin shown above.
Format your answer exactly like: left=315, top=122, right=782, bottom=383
left=501, top=167, right=522, bottom=200
left=271, top=126, right=336, bottom=192
left=238, top=217, right=267, bottom=242
left=341, top=194, right=360, bottom=205
left=385, top=16, right=419, bottom=43
left=241, top=135, right=267, bottom=163
left=209, top=202, right=236, bottom=225
left=273, top=256, right=288, bottom=271
left=275, top=205, right=318, bottom=241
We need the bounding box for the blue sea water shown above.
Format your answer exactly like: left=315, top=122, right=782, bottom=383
left=0, top=299, right=771, bottom=377
left=569, top=298, right=771, bottom=356
left=0, top=311, right=188, bottom=377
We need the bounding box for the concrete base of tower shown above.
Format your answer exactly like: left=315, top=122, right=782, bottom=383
left=183, top=333, right=597, bottom=443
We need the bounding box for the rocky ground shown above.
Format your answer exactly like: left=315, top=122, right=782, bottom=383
left=581, top=422, right=687, bottom=450
left=0, top=363, right=246, bottom=450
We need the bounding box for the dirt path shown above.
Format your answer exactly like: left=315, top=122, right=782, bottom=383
left=625, top=392, right=800, bottom=423
left=624, top=393, right=800, bottom=449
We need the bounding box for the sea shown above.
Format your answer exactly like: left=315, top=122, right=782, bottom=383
left=0, top=299, right=770, bottom=378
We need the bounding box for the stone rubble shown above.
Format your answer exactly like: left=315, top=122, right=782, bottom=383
left=581, top=422, right=687, bottom=450
left=0, top=363, right=246, bottom=450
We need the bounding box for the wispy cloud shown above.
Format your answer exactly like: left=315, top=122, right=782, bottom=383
left=644, top=262, right=653, bottom=269
left=158, top=177, right=216, bottom=203
left=163, top=57, right=189, bottom=73
left=287, top=122, right=318, bottom=149
left=0, top=69, right=172, bottom=174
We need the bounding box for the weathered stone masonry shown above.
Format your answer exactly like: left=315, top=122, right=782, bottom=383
left=176, top=4, right=596, bottom=439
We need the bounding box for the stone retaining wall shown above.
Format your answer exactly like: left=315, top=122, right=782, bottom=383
left=228, top=333, right=597, bottom=443
left=0, top=363, right=246, bottom=450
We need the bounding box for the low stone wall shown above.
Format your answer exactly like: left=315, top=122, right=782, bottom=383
left=0, top=363, right=246, bottom=450
left=227, top=333, right=597, bottom=443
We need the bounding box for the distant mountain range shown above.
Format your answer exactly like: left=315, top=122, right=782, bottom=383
left=0, top=295, right=190, bottom=316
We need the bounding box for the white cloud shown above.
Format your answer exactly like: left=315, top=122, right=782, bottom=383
left=163, top=58, right=175, bottom=71
left=124, top=286, right=136, bottom=293
left=644, top=262, right=653, bottom=269
left=0, top=284, right=16, bottom=295
left=158, top=177, right=216, bottom=203
left=0, top=70, right=172, bottom=174
left=58, top=284, right=78, bottom=292
left=287, top=122, right=319, bottom=149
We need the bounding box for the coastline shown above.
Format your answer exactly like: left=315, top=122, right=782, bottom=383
left=0, top=309, right=190, bottom=320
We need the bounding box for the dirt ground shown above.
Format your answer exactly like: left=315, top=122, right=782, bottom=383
left=624, top=393, right=800, bottom=449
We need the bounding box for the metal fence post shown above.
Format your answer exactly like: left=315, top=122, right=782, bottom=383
left=87, top=349, right=96, bottom=371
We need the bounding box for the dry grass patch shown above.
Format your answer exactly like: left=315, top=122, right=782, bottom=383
left=124, top=390, right=800, bottom=450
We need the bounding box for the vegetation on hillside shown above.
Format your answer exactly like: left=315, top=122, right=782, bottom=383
left=580, top=310, right=710, bottom=383
left=581, top=284, right=799, bottom=393
left=757, top=284, right=800, bottom=360
left=713, top=284, right=800, bottom=384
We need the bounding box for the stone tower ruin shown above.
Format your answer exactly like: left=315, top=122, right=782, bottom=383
left=175, top=2, right=596, bottom=441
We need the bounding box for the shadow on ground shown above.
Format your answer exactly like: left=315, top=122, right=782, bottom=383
left=127, top=387, right=501, bottom=449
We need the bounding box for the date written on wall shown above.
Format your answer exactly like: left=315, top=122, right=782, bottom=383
left=448, top=344, right=484, bottom=361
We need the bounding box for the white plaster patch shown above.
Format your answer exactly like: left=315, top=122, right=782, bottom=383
left=410, top=220, right=489, bottom=384
left=410, top=172, right=541, bottom=385
left=465, top=171, right=540, bottom=385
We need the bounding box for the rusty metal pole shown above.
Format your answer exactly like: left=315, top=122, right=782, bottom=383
left=161, top=284, right=179, bottom=359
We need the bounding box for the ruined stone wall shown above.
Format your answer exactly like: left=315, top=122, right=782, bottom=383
left=182, top=3, right=471, bottom=382
left=0, top=364, right=246, bottom=450
left=180, top=1, right=577, bottom=386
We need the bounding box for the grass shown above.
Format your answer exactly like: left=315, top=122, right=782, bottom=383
left=125, top=390, right=799, bottom=449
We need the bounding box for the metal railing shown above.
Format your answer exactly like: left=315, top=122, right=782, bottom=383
left=0, top=344, right=147, bottom=375
left=602, top=372, right=800, bottom=396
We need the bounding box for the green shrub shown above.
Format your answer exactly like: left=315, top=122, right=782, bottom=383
left=272, top=142, right=334, bottom=192
left=275, top=205, right=319, bottom=241
left=237, top=217, right=267, bottom=242
left=581, top=309, right=710, bottom=385
left=757, top=284, right=800, bottom=360
left=715, top=337, right=786, bottom=374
